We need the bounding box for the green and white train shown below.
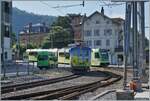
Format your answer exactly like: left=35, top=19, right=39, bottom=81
left=91, top=49, right=109, bottom=66
left=26, top=49, right=58, bottom=69
left=26, top=48, right=109, bottom=69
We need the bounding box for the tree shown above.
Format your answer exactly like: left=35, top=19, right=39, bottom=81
left=12, top=43, right=37, bottom=59
left=52, top=16, right=71, bottom=29
left=52, top=16, right=74, bottom=42
left=11, top=32, right=17, bottom=46
left=42, top=26, right=72, bottom=49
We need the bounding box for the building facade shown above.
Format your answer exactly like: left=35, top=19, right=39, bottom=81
left=83, top=11, right=125, bottom=65
left=19, top=23, right=50, bottom=47
left=69, top=14, right=83, bottom=42
left=0, top=1, right=12, bottom=67
left=22, top=22, right=49, bottom=34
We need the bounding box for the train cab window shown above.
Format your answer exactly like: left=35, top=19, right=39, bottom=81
left=38, top=55, right=48, bottom=61
left=84, top=50, right=89, bottom=56
left=95, top=52, right=100, bottom=58
left=29, top=52, right=37, bottom=56
left=59, top=52, right=64, bottom=57
left=65, top=53, right=70, bottom=59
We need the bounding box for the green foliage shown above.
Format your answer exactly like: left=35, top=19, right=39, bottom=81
left=42, top=15, right=74, bottom=49
left=42, top=26, right=73, bottom=48
left=12, top=43, right=37, bottom=59
left=11, top=32, right=17, bottom=46
left=52, top=16, right=71, bottom=29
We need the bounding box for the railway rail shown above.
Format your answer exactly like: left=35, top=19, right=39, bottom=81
left=2, top=71, right=122, bottom=100
left=1, top=74, right=81, bottom=94
left=92, top=66, right=133, bottom=74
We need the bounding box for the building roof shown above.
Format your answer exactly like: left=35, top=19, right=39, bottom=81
left=24, top=23, right=48, bottom=28
left=111, top=18, right=125, bottom=24
left=84, top=11, right=124, bottom=25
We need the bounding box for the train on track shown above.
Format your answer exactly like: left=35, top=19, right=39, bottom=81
left=26, top=49, right=58, bottom=69
left=26, top=45, right=109, bottom=70
left=70, top=45, right=91, bottom=71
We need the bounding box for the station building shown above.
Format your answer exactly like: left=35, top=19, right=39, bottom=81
left=0, top=1, right=12, bottom=67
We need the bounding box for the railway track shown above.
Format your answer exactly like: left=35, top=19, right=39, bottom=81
left=1, top=74, right=81, bottom=94
left=92, top=66, right=133, bottom=75
left=2, top=71, right=122, bottom=100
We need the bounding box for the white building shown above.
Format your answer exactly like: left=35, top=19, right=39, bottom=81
left=83, top=10, right=125, bottom=65
left=0, top=1, right=12, bottom=67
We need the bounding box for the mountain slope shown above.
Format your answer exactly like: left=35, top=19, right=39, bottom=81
left=12, top=7, right=57, bottom=34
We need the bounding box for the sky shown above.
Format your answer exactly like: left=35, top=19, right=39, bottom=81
left=12, top=0, right=149, bottom=39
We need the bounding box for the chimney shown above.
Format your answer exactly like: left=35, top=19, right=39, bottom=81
left=101, top=7, right=104, bottom=15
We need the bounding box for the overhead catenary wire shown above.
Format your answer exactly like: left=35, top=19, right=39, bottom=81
left=39, top=1, right=65, bottom=15
left=99, top=0, right=125, bottom=7
left=52, top=1, right=84, bottom=8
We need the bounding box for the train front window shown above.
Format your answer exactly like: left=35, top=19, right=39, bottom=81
left=82, top=49, right=89, bottom=57
left=101, top=52, right=108, bottom=59
left=59, top=52, right=64, bottom=57
left=65, top=53, right=70, bottom=59
left=29, top=52, right=37, bottom=56
left=95, top=52, right=100, bottom=58
left=38, top=55, right=48, bottom=61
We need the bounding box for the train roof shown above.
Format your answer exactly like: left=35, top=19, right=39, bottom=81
left=92, top=48, right=99, bottom=52
left=58, top=48, right=70, bottom=52
left=70, top=46, right=91, bottom=51
left=26, top=48, right=58, bottom=52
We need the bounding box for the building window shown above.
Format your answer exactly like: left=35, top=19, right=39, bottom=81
left=5, top=52, right=7, bottom=59
left=5, top=25, right=10, bottom=37
left=104, top=29, right=112, bottom=36
left=86, top=40, right=92, bottom=46
left=94, top=40, right=101, bottom=46
left=86, top=22, right=90, bottom=25
left=4, top=2, right=10, bottom=14
left=106, top=39, right=110, bottom=46
left=96, top=20, right=100, bottom=24
left=1, top=53, right=3, bottom=62
left=84, top=30, right=92, bottom=37
left=94, top=29, right=100, bottom=36
left=106, top=21, right=110, bottom=24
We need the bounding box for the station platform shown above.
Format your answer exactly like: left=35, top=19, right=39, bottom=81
left=134, top=89, right=149, bottom=100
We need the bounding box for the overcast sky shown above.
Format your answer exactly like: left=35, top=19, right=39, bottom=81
left=13, top=1, right=149, bottom=39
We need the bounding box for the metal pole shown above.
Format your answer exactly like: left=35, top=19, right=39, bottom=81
left=139, top=1, right=146, bottom=82
left=16, top=31, right=20, bottom=76
left=27, top=23, right=32, bottom=75
left=123, top=2, right=131, bottom=89
left=1, top=1, right=6, bottom=78
left=132, top=2, right=138, bottom=78
left=0, top=1, right=1, bottom=69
